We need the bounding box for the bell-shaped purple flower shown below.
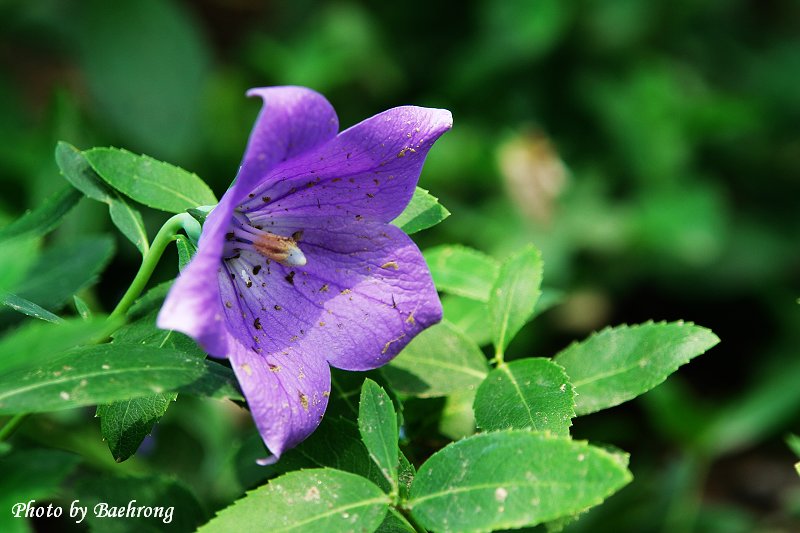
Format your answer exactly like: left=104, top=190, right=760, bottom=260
left=157, top=86, right=451, bottom=460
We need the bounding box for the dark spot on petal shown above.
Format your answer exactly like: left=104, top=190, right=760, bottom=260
left=320, top=284, right=329, bottom=293
left=253, top=265, right=262, bottom=275
left=332, top=178, right=341, bottom=183
left=262, top=196, right=271, bottom=203
left=245, top=279, right=253, bottom=288
left=346, top=152, right=351, bottom=159
left=225, top=232, right=235, bottom=241
left=248, top=193, right=255, bottom=198
left=274, top=304, right=282, bottom=311
left=285, top=271, right=295, bottom=285
left=366, top=193, right=375, bottom=198
left=254, top=318, right=262, bottom=330
left=224, top=301, right=232, bottom=308
left=355, top=215, right=364, bottom=221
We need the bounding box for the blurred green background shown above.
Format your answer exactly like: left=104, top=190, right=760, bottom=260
left=1, top=0, right=798, bottom=531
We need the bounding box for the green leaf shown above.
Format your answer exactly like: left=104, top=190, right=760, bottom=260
left=0, top=344, right=213, bottom=414
left=489, top=244, right=544, bottom=355
left=0, top=236, right=38, bottom=294
left=442, top=295, right=493, bottom=346
left=0, top=187, right=82, bottom=243
left=108, top=197, right=149, bottom=254
left=175, top=233, right=197, bottom=271
left=382, top=321, right=489, bottom=397
left=9, top=235, right=115, bottom=312
left=788, top=434, right=800, bottom=459
left=554, top=321, right=720, bottom=416
left=239, top=415, right=396, bottom=495
left=0, top=449, right=80, bottom=533
left=474, top=358, right=575, bottom=435
left=408, top=431, right=632, bottom=532
left=391, top=187, right=450, bottom=234
left=358, top=379, right=399, bottom=495
left=97, top=281, right=238, bottom=462
left=73, top=295, right=92, bottom=319
left=424, top=245, right=500, bottom=301
left=96, top=394, right=174, bottom=462
left=0, top=317, right=114, bottom=374
left=376, top=508, right=416, bottom=533
left=1, top=293, right=61, bottom=323
left=56, top=141, right=149, bottom=254
left=198, top=468, right=390, bottom=533
left=84, top=147, right=217, bottom=213
left=439, top=388, right=478, bottom=440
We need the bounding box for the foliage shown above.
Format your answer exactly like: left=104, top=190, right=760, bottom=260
left=1, top=1, right=798, bottom=532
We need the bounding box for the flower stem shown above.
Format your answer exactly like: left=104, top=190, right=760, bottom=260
left=0, top=414, right=28, bottom=442
left=107, top=213, right=194, bottom=323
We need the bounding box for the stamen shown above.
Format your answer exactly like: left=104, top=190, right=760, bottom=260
left=225, top=220, right=307, bottom=267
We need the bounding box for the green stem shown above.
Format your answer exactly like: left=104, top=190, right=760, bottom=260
left=397, top=506, right=428, bottom=533
left=0, top=414, right=29, bottom=442
left=107, top=213, right=193, bottom=324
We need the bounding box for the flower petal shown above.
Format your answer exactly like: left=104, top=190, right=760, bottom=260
left=238, top=106, right=453, bottom=224
left=226, top=334, right=331, bottom=459
left=219, top=220, right=441, bottom=373
left=237, top=86, right=339, bottom=195
left=157, top=86, right=339, bottom=354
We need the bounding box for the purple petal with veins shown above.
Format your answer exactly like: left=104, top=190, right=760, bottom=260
left=158, top=86, right=451, bottom=460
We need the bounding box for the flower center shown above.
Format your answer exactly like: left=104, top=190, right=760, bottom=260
left=225, top=222, right=307, bottom=267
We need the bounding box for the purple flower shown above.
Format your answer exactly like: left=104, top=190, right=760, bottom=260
left=157, top=86, right=452, bottom=460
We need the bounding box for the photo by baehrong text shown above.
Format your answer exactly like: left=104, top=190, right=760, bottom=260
left=11, top=499, right=174, bottom=525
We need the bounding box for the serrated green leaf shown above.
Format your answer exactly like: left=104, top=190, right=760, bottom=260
left=474, top=358, right=575, bottom=435
left=391, top=187, right=450, bottom=234
left=84, top=147, right=217, bottom=213
left=57, top=141, right=150, bottom=254
left=0, top=344, right=212, bottom=414
left=96, top=395, right=174, bottom=463
left=0, top=449, right=80, bottom=533
left=382, top=321, right=489, bottom=397
left=199, top=468, right=390, bottom=533
left=0, top=187, right=82, bottom=243
left=358, top=379, right=399, bottom=495
left=408, top=431, right=632, bottom=533
left=0, top=317, right=113, bottom=374
left=56, top=141, right=113, bottom=202
left=490, top=244, right=543, bottom=356
left=1, top=293, right=61, bottom=323
left=554, top=321, right=720, bottom=416
left=424, top=245, right=500, bottom=301
left=175, top=233, right=197, bottom=271
left=9, top=235, right=115, bottom=312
